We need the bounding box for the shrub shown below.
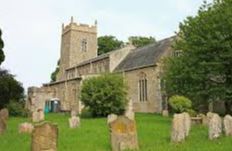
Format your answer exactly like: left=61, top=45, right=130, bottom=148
left=168, top=95, right=192, bottom=113
left=81, top=73, right=128, bottom=117
left=186, top=109, right=197, bottom=117
left=7, top=100, right=29, bottom=117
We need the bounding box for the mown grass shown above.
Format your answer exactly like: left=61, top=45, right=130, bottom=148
left=0, top=113, right=232, bottom=151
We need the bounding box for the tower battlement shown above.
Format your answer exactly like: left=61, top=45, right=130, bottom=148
left=62, top=17, right=97, bottom=35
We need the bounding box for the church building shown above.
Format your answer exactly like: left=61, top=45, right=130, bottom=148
left=26, top=18, right=175, bottom=114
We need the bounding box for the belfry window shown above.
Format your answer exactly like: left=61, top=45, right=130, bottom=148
left=138, top=72, right=148, bottom=102
left=81, top=39, right=87, bottom=52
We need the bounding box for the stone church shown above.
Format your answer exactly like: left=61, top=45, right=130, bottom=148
left=26, top=18, right=175, bottom=114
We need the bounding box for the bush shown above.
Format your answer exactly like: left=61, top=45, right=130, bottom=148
left=168, top=95, right=192, bottom=113
left=81, top=73, right=128, bottom=117
left=186, top=109, right=197, bottom=117
left=7, top=100, right=29, bottom=117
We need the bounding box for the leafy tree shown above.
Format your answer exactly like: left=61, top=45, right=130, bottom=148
left=98, top=35, right=124, bottom=55
left=0, top=29, right=5, bottom=66
left=163, top=0, right=232, bottom=113
left=128, top=36, right=156, bottom=48
left=80, top=73, right=128, bottom=117
left=0, top=69, right=24, bottom=109
left=50, top=59, right=60, bottom=82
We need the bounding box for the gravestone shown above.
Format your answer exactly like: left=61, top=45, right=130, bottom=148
left=69, top=116, right=80, bottom=128
left=109, top=116, right=139, bottom=151
left=31, top=122, right=58, bottom=151
left=0, top=108, right=9, bottom=121
left=223, top=115, right=232, bottom=136
left=208, top=113, right=222, bottom=140
left=19, top=122, right=34, bottom=134
left=171, top=113, right=186, bottom=143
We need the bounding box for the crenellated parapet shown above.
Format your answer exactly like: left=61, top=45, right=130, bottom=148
left=62, top=17, right=97, bottom=35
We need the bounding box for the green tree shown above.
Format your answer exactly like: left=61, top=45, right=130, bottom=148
left=128, top=36, right=156, bottom=48
left=50, top=59, right=60, bottom=82
left=98, top=35, right=124, bottom=55
left=0, top=29, right=5, bottom=66
left=163, top=0, right=232, bottom=113
left=80, top=73, right=128, bottom=117
left=0, top=69, right=24, bottom=109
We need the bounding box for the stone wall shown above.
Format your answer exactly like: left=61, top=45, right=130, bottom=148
left=27, top=78, right=81, bottom=113
left=123, top=66, right=163, bottom=113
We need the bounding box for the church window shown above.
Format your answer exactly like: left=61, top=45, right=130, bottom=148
left=138, top=72, right=148, bottom=102
left=81, top=39, right=87, bottom=52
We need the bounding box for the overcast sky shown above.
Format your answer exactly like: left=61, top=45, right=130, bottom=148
left=0, top=0, right=212, bottom=91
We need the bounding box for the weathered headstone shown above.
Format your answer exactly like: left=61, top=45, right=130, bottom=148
left=162, top=110, right=169, bottom=117
left=183, top=112, right=191, bottom=137
left=109, top=116, right=139, bottom=151
left=31, top=122, right=58, bottom=151
left=19, top=122, right=34, bottom=134
left=171, top=113, right=186, bottom=143
left=223, top=115, right=232, bottom=136
left=208, top=113, right=222, bottom=140
left=69, top=116, right=80, bottom=128
left=0, top=108, right=9, bottom=121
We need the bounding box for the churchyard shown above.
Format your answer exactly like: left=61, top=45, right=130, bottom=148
left=1, top=113, right=232, bottom=151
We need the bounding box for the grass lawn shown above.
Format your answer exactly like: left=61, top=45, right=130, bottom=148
left=0, top=113, right=232, bottom=151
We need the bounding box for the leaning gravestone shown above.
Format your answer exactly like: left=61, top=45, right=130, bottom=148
left=223, top=115, right=232, bottom=136
left=171, top=113, right=186, bottom=143
left=31, top=122, right=58, bottom=151
left=109, top=116, right=139, bottom=151
left=0, top=108, right=9, bottom=121
left=208, top=113, right=222, bottom=140
left=69, top=116, right=80, bottom=128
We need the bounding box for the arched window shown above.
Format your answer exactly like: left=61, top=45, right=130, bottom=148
left=138, top=72, right=148, bottom=102
left=81, top=39, right=87, bottom=52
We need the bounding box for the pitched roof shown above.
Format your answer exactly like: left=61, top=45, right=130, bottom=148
left=115, top=36, right=175, bottom=72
